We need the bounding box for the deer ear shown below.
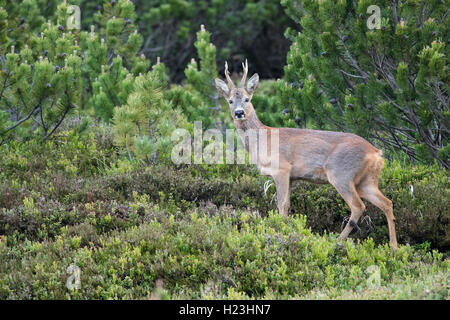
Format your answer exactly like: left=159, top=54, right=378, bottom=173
left=246, top=73, right=259, bottom=94
left=215, top=79, right=229, bottom=98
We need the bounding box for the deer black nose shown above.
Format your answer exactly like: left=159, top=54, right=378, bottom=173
left=235, top=109, right=245, bottom=119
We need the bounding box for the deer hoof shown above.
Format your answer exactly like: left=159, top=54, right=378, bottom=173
left=391, top=245, right=398, bottom=256
left=349, top=220, right=361, bottom=232
left=336, top=239, right=346, bottom=250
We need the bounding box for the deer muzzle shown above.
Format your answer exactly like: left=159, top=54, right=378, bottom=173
left=234, top=109, right=245, bottom=119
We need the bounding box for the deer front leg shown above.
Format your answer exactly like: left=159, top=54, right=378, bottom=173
left=272, top=172, right=290, bottom=218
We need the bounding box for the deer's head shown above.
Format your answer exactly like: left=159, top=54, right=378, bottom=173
left=215, top=60, right=259, bottom=121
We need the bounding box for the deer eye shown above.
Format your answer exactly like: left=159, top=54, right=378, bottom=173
left=245, top=98, right=249, bottom=102
left=229, top=100, right=233, bottom=104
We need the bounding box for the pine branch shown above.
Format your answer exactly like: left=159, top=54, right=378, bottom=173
left=391, top=0, right=399, bottom=25
left=0, top=71, right=10, bottom=99
left=0, top=55, right=6, bottom=72
left=43, top=90, right=75, bottom=141
left=336, top=28, right=369, bottom=80
left=4, top=105, right=39, bottom=132
left=338, top=69, right=366, bottom=79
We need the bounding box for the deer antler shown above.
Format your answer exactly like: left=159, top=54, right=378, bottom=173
left=224, top=61, right=235, bottom=89
left=240, top=59, right=248, bottom=88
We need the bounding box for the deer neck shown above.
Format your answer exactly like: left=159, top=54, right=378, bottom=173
left=233, top=106, right=271, bottom=157
left=233, top=106, right=266, bottom=132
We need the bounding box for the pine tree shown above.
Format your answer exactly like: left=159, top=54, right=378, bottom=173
left=186, top=25, right=218, bottom=106
left=0, top=2, right=10, bottom=55
left=251, top=80, right=294, bottom=128
left=95, top=0, right=144, bottom=73
left=112, top=61, right=186, bottom=163
left=279, top=0, right=449, bottom=168
left=0, top=0, right=59, bottom=54
left=169, top=25, right=223, bottom=130
left=83, top=0, right=149, bottom=122
left=0, top=13, right=82, bottom=143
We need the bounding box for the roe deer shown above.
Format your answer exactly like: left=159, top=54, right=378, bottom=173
left=215, top=60, right=398, bottom=250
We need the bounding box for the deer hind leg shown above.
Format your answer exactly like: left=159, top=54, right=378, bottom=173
left=327, top=173, right=366, bottom=241
left=272, top=171, right=291, bottom=218
left=357, top=178, right=398, bottom=251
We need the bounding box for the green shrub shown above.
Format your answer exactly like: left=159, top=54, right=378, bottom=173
left=278, top=0, right=449, bottom=168
left=0, top=205, right=448, bottom=299
left=0, top=128, right=448, bottom=299
left=1, top=130, right=448, bottom=251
